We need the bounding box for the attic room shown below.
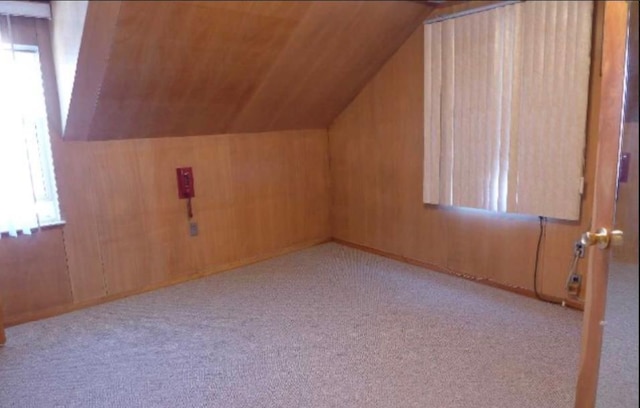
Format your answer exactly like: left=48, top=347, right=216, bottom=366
left=0, top=0, right=637, bottom=407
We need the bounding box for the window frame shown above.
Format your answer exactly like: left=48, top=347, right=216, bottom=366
left=0, top=34, right=63, bottom=232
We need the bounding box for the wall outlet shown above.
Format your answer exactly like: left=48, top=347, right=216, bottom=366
left=189, top=221, right=199, bottom=237
left=574, top=241, right=585, bottom=258
left=567, top=273, right=582, bottom=297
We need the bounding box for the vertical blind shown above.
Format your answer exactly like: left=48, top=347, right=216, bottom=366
left=0, top=15, right=60, bottom=237
left=423, top=1, right=593, bottom=220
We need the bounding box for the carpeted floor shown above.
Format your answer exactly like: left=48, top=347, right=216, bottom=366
left=1, top=243, right=584, bottom=408
left=596, top=262, right=640, bottom=408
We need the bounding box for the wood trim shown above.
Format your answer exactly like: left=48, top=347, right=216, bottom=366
left=0, top=222, right=65, bottom=239
left=0, top=299, right=5, bottom=345
left=424, top=1, right=519, bottom=24
left=63, top=1, right=120, bottom=140
left=575, top=2, right=630, bottom=407
left=4, top=237, right=329, bottom=328
left=334, top=238, right=584, bottom=311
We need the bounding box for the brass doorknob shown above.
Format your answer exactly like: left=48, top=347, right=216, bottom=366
left=581, top=228, right=624, bottom=249
left=610, top=229, right=624, bottom=247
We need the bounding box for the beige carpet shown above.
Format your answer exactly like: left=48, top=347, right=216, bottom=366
left=596, top=262, right=639, bottom=408
left=0, top=243, right=583, bottom=408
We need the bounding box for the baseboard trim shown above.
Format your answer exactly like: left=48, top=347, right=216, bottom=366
left=5, top=235, right=583, bottom=327
left=5, top=237, right=331, bottom=327
left=332, top=238, right=584, bottom=311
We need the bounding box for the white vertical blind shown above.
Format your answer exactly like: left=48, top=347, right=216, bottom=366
left=510, top=1, right=593, bottom=218
left=0, top=16, right=60, bottom=237
left=423, top=1, right=593, bottom=220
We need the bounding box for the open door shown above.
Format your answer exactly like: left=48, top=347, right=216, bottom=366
left=574, top=1, right=631, bottom=407
left=0, top=297, right=4, bottom=345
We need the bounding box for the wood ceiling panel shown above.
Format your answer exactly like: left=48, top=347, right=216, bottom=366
left=412, top=1, right=468, bottom=7
left=79, top=1, right=430, bottom=140
left=229, top=1, right=429, bottom=133
left=90, top=1, right=310, bottom=139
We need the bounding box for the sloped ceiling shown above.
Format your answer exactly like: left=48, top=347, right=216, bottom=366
left=55, top=1, right=433, bottom=140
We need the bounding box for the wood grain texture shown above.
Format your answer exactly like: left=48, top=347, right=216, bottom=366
left=329, top=3, right=604, bottom=302
left=0, top=295, right=5, bottom=345
left=0, top=128, right=331, bottom=326
left=612, top=122, right=639, bottom=264
left=1, top=129, right=331, bottom=325
left=335, top=238, right=584, bottom=310
left=412, top=1, right=469, bottom=8
left=0, top=229, right=73, bottom=319
left=626, top=1, right=639, bottom=123
left=60, top=1, right=121, bottom=140
left=1, top=17, right=331, bottom=326
left=90, top=129, right=331, bottom=296
left=575, top=2, right=630, bottom=407
left=540, top=0, right=604, bottom=302
left=612, top=3, right=639, bottom=264
left=36, top=17, right=107, bottom=303
left=61, top=1, right=431, bottom=140
left=4, top=237, right=328, bottom=327
left=50, top=0, right=88, bottom=131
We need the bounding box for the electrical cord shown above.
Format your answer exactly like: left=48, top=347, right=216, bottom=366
left=532, top=216, right=564, bottom=305
left=533, top=216, right=545, bottom=300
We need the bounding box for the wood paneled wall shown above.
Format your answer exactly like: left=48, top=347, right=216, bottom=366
left=329, top=8, right=605, bottom=302
left=0, top=2, right=611, bottom=328
left=612, top=1, right=639, bottom=264
left=0, top=19, right=330, bottom=326
left=0, top=129, right=330, bottom=325
left=613, top=122, right=639, bottom=264
left=0, top=230, right=72, bottom=320
left=0, top=303, right=4, bottom=344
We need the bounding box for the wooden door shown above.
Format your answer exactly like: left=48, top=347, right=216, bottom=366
left=0, top=298, right=5, bottom=345
left=574, top=1, right=630, bottom=407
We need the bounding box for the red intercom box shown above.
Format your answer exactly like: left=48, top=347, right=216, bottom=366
left=176, top=167, right=195, bottom=199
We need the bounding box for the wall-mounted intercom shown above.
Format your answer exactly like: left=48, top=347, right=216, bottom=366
left=176, top=167, right=195, bottom=199
left=176, top=167, right=195, bottom=222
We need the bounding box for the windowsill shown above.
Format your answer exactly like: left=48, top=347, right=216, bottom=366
left=0, top=220, right=66, bottom=239
left=40, top=220, right=67, bottom=230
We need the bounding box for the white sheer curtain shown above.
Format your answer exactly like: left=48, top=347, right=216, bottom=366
left=0, top=16, right=55, bottom=237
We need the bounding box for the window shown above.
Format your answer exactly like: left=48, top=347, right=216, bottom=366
left=423, top=1, right=593, bottom=220
left=0, top=18, right=61, bottom=237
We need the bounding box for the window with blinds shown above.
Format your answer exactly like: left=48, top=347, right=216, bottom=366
left=423, top=1, right=593, bottom=220
left=0, top=16, right=61, bottom=237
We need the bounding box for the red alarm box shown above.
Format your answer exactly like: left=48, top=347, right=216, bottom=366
left=176, top=167, right=195, bottom=199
